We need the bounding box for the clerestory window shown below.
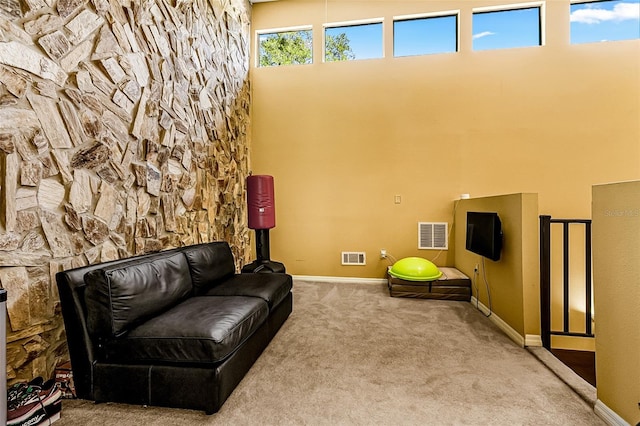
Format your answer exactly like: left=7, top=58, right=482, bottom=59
left=570, top=0, right=640, bottom=44
left=394, top=12, right=459, bottom=57
left=324, top=20, right=383, bottom=62
left=257, top=27, right=313, bottom=67
left=472, top=4, right=543, bottom=51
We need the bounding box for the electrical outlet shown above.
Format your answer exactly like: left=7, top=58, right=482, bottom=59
left=380, top=249, right=387, bottom=259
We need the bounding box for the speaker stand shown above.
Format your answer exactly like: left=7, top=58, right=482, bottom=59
left=242, top=229, right=286, bottom=273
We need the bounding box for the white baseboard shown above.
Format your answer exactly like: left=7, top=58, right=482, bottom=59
left=470, top=296, right=525, bottom=347
left=293, top=275, right=387, bottom=285
left=525, top=334, right=543, bottom=347
left=594, top=400, right=632, bottom=426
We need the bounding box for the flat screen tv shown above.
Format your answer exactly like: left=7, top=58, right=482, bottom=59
left=466, top=212, right=503, bottom=261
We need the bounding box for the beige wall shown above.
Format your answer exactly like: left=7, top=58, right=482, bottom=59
left=454, top=194, right=539, bottom=340
left=250, top=0, right=640, bottom=278
left=592, top=181, right=640, bottom=425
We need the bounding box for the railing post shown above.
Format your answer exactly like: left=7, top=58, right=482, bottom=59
left=540, top=215, right=552, bottom=350
left=585, top=221, right=593, bottom=336
left=563, top=222, right=570, bottom=333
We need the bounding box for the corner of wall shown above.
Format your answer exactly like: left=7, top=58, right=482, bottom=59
left=454, top=193, right=540, bottom=341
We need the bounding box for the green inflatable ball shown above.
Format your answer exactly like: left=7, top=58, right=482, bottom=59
left=389, top=257, right=443, bottom=282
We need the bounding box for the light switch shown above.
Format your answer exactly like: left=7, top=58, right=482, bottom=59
left=394, top=195, right=401, bottom=204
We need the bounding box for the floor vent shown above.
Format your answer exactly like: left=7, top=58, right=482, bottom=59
left=418, top=222, right=448, bottom=250
left=341, top=252, right=366, bottom=265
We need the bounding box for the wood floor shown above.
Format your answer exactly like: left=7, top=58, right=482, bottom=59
left=551, top=348, right=596, bottom=387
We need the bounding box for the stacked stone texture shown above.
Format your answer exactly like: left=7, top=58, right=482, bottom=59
left=0, top=0, right=252, bottom=383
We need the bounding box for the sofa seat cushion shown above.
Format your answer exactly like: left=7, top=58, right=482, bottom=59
left=101, top=296, right=268, bottom=364
left=84, top=252, right=192, bottom=337
left=202, top=273, right=292, bottom=310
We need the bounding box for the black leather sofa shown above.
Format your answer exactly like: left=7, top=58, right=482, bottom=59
left=56, top=242, right=292, bottom=414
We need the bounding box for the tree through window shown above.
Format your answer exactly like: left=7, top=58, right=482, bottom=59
left=324, top=21, right=382, bottom=61
left=258, top=29, right=313, bottom=67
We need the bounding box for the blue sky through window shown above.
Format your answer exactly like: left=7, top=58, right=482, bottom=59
left=325, top=22, right=383, bottom=60
left=473, top=7, right=541, bottom=51
left=394, top=15, right=458, bottom=57
left=571, top=0, right=640, bottom=43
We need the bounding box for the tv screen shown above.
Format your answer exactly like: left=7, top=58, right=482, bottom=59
left=466, top=212, right=503, bottom=261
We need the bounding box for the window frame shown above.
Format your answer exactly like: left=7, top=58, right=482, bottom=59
left=323, top=18, right=385, bottom=63
left=255, top=25, right=314, bottom=68
left=472, top=2, right=546, bottom=51
left=393, top=10, right=460, bottom=57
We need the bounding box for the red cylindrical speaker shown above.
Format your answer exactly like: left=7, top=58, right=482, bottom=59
left=247, top=175, right=275, bottom=230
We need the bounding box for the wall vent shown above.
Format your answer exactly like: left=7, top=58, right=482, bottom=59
left=341, top=252, right=366, bottom=265
left=418, top=222, right=448, bottom=250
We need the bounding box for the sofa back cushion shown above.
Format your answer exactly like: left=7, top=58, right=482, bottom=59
left=181, top=242, right=235, bottom=295
left=84, top=252, right=192, bottom=337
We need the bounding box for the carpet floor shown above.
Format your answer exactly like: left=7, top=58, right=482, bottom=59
left=56, top=279, right=604, bottom=425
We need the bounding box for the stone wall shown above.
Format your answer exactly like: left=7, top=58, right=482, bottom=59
left=0, top=0, right=252, bottom=383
